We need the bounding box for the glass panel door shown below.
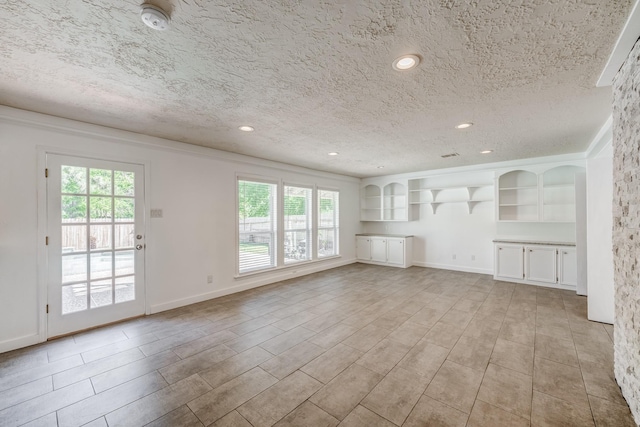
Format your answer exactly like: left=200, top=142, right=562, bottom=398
left=47, top=154, right=145, bottom=337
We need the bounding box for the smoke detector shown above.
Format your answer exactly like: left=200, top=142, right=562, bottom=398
left=140, top=4, right=170, bottom=31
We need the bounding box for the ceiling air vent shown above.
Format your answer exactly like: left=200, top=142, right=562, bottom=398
left=441, top=153, right=460, bottom=158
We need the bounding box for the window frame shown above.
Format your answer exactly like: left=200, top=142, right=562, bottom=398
left=282, top=183, right=314, bottom=265
left=236, top=176, right=340, bottom=277
left=317, top=187, right=340, bottom=258
left=236, top=175, right=279, bottom=275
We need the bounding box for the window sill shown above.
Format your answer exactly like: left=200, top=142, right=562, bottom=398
left=234, top=255, right=342, bottom=279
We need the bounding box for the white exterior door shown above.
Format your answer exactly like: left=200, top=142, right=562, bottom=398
left=386, top=239, right=405, bottom=265
left=370, top=238, right=387, bottom=263
left=47, top=154, right=146, bottom=338
left=495, top=244, right=524, bottom=280
left=525, top=246, right=557, bottom=284
left=356, top=237, right=371, bottom=260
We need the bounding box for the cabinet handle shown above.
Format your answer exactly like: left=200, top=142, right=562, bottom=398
left=529, top=249, right=533, bottom=252
left=563, top=252, right=567, bottom=255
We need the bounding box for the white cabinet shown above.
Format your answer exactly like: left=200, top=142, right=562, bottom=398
left=525, top=246, right=557, bottom=284
left=386, top=238, right=405, bottom=265
left=493, top=241, right=577, bottom=290
left=356, top=236, right=371, bottom=260
left=558, top=247, right=577, bottom=286
left=495, top=244, right=525, bottom=280
left=370, top=237, right=388, bottom=263
left=356, top=235, right=413, bottom=268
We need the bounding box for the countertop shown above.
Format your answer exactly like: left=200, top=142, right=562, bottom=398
left=493, top=239, right=576, bottom=247
left=356, top=234, right=414, bottom=238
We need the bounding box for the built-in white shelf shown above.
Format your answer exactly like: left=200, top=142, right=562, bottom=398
left=407, top=181, right=494, bottom=216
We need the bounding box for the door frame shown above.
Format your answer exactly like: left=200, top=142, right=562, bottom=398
left=37, top=146, right=151, bottom=341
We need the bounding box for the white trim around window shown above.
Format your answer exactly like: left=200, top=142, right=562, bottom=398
left=236, top=176, right=340, bottom=277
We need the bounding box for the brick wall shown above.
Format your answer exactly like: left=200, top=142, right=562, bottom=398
left=612, top=37, right=640, bottom=424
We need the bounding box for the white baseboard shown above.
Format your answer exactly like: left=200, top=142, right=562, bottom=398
left=148, top=258, right=357, bottom=314
left=412, top=261, right=493, bottom=276
left=0, top=333, right=42, bottom=354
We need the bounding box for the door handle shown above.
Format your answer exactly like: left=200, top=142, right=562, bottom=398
left=136, top=244, right=143, bottom=250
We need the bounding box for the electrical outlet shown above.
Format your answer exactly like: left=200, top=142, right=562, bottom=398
left=207, top=275, right=213, bottom=284
left=471, top=255, right=476, bottom=261
left=452, top=254, right=456, bottom=260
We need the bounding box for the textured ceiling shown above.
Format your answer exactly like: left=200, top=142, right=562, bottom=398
left=0, top=1, right=633, bottom=177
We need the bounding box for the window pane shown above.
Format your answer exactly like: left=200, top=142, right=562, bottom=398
left=115, top=276, right=135, bottom=303
left=318, top=228, right=336, bottom=257
left=90, top=197, right=112, bottom=222
left=62, top=284, right=87, bottom=314
left=62, top=225, right=87, bottom=252
left=62, top=253, right=87, bottom=283
left=115, top=250, right=134, bottom=276
left=90, top=279, right=113, bottom=308
left=114, top=171, right=135, bottom=196
left=90, top=225, right=112, bottom=251
left=115, top=198, right=134, bottom=222
left=62, top=196, right=87, bottom=223
left=61, top=166, right=86, bottom=194
left=238, top=180, right=277, bottom=273
left=284, top=185, right=312, bottom=263
left=318, top=190, right=339, bottom=258
left=90, top=169, right=112, bottom=195
left=90, top=251, right=113, bottom=280
left=284, top=230, right=310, bottom=263
left=115, top=224, right=135, bottom=249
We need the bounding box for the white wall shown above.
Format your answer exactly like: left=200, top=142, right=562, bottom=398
left=586, top=142, right=614, bottom=323
left=363, top=162, right=583, bottom=275
left=364, top=170, right=497, bottom=274
left=0, top=107, right=361, bottom=353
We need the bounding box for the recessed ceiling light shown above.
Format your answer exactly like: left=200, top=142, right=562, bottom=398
left=392, top=54, right=420, bottom=71
left=328, top=152, right=339, bottom=156
left=481, top=150, right=493, bottom=154
left=238, top=125, right=254, bottom=132
left=456, top=123, right=473, bottom=129
left=140, top=4, right=170, bottom=31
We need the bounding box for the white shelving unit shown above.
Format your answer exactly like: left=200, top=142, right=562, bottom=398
left=497, top=170, right=539, bottom=221
left=361, top=184, right=382, bottom=221
left=496, top=166, right=585, bottom=222
left=383, top=183, right=408, bottom=221
left=408, top=180, right=494, bottom=215
left=542, top=166, right=583, bottom=222
left=360, top=181, right=411, bottom=221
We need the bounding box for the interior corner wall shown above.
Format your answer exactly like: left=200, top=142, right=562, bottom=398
left=586, top=142, right=614, bottom=323
left=611, top=38, right=640, bottom=424
left=0, top=108, right=361, bottom=353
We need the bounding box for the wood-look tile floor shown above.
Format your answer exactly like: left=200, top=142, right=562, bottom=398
left=0, top=264, right=635, bottom=427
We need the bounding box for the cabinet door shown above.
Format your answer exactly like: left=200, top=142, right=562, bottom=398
left=356, top=237, right=371, bottom=260
left=386, top=239, right=405, bottom=265
left=558, top=248, right=577, bottom=286
left=370, top=238, right=387, bottom=263
left=525, top=246, right=557, bottom=284
left=495, top=244, right=524, bottom=280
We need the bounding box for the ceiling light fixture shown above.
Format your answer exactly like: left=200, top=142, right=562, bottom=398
left=456, top=123, right=473, bottom=129
left=392, top=54, right=420, bottom=71
left=481, top=150, right=493, bottom=154
left=238, top=125, right=254, bottom=132
left=140, top=4, right=170, bottom=31
left=328, top=152, right=339, bottom=156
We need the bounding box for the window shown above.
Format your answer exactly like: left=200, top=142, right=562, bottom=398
left=238, top=179, right=277, bottom=274
left=318, top=189, right=339, bottom=257
left=237, top=178, right=339, bottom=275
left=284, top=185, right=312, bottom=264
